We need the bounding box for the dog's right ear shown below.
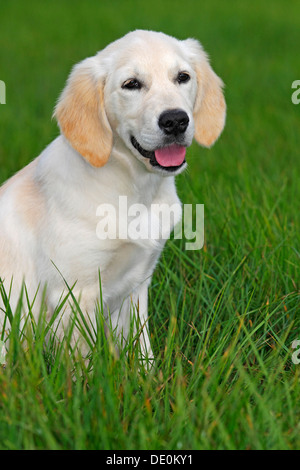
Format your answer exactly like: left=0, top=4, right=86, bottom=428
left=54, top=57, right=113, bottom=168
left=184, top=39, right=226, bottom=148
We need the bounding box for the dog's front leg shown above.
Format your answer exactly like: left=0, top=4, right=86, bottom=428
left=108, top=279, right=154, bottom=367
left=133, top=279, right=154, bottom=367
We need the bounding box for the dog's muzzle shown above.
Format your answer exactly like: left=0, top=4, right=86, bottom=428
left=158, top=109, right=189, bottom=137
left=131, top=135, right=187, bottom=172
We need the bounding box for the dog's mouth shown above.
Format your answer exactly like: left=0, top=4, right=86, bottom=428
left=130, top=136, right=186, bottom=172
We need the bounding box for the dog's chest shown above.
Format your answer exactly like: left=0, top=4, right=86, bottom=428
left=92, top=185, right=181, bottom=301
left=97, top=230, right=165, bottom=303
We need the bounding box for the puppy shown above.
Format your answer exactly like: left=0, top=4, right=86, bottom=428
left=0, top=30, right=225, bottom=360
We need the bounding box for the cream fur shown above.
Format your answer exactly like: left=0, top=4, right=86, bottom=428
left=0, top=30, right=226, bottom=359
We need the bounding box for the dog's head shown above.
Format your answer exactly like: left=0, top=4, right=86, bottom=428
left=54, top=30, right=226, bottom=175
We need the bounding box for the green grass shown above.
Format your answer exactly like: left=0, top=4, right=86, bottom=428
left=0, top=0, right=300, bottom=450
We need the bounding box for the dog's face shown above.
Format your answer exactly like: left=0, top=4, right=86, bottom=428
left=54, top=30, right=226, bottom=174
left=103, top=32, right=198, bottom=175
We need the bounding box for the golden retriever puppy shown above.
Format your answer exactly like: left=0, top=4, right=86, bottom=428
left=0, top=30, right=225, bottom=360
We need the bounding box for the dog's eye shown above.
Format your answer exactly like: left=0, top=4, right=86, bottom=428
left=176, top=72, right=190, bottom=84
left=122, top=78, right=142, bottom=90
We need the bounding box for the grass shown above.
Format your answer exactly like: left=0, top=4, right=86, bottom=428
left=0, top=0, right=300, bottom=450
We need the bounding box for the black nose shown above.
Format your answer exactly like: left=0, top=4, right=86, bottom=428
left=158, top=109, right=189, bottom=136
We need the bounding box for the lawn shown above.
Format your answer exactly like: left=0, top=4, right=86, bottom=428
left=0, top=0, right=299, bottom=450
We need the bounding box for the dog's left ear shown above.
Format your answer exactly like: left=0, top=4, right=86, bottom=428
left=54, top=57, right=113, bottom=167
left=185, top=39, right=226, bottom=147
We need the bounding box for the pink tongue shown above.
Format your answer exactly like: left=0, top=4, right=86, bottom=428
left=155, top=145, right=186, bottom=167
